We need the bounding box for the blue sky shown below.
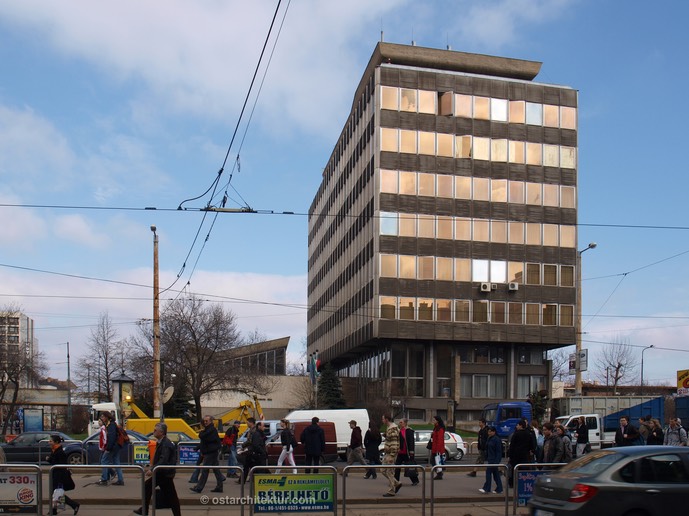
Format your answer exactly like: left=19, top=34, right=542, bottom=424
left=1, top=0, right=687, bottom=387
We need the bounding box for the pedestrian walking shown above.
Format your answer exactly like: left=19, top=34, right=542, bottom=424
left=555, top=425, right=573, bottom=463
left=300, top=417, right=325, bottom=474
left=615, top=416, right=641, bottom=446
left=222, top=420, right=240, bottom=477
left=190, top=415, right=224, bottom=494
left=430, top=415, right=445, bottom=480
left=276, top=419, right=297, bottom=474
left=380, top=414, right=402, bottom=497
left=479, top=426, right=503, bottom=494
left=97, top=412, right=122, bottom=486
left=363, top=421, right=382, bottom=479
left=346, top=420, right=366, bottom=467
left=664, top=418, right=688, bottom=446
left=394, top=418, right=419, bottom=486
left=468, top=418, right=488, bottom=477
left=574, top=416, right=589, bottom=457
left=542, top=422, right=564, bottom=463
left=507, top=419, right=533, bottom=487
left=47, top=435, right=80, bottom=515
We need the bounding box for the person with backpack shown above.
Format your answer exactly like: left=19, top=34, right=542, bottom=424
left=222, top=420, right=240, bottom=477
left=97, top=412, right=124, bottom=486
left=664, top=418, right=688, bottom=446
left=276, top=419, right=297, bottom=474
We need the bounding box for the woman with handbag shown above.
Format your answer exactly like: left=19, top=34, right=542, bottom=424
left=430, top=415, right=446, bottom=480
left=47, top=434, right=80, bottom=515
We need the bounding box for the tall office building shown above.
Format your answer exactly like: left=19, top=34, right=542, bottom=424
left=307, top=43, right=577, bottom=422
left=0, top=312, right=39, bottom=388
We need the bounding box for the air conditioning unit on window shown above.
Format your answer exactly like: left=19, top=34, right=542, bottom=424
left=509, top=282, right=519, bottom=291
left=480, top=282, right=491, bottom=292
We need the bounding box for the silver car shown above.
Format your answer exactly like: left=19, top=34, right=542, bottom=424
left=380, top=429, right=466, bottom=462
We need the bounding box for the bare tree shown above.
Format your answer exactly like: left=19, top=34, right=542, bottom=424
left=242, top=328, right=268, bottom=346
left=549, top=347, right=573, bottom=383
left=286, top=337, right=307, bottom=376
left=74, top=311, right=125, bottom=403
left=290, top=375, right=317, bottom=409
left=594, top=337, right=639, bottom=392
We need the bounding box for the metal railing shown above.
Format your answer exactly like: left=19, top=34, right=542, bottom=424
left=511, top=462, right=565, bottom=515
left=342, top=464, right=426, bottom=515
left=429, top=462, right=509, bottom=516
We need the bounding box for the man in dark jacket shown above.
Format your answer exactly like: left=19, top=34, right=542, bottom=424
left=191, top=415, right=224, bottom=493
left=301, top=417, right=325, bottom=473
left=508, top=419, right=534, bottom=487
left=98, top=412, right=123, bottom=485
left=468, top=418, right=488, bottom=477
left=394, top=418, right=419, bottom=486
left=134, top=422, right=181, bottom=516
left=479, top=426, right=503, bottom=494
left=346, top=420, right=366, bottom=466
left=615, top=416, right=640, bottom=446
left=542, top=422, right=565, bottom=463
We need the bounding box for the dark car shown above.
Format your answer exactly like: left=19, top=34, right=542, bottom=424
left=528, top=446, right=689, bottom=516
left=1, top=431, right=84, bottom=464
left=82, top=429, right=149, bottom=465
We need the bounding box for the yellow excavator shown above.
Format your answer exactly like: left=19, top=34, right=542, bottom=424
left=123, top=397, right=264, bottom=437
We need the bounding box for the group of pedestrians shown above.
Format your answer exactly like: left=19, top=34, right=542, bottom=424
left=617, top=415, right=687, bottom=446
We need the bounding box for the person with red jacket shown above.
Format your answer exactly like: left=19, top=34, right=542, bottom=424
left=222, top=420, right=240, bottom=477
left=431, top=415, right=446, bottom=480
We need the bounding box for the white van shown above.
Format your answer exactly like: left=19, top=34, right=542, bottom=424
left=284, top=409, right=370, bottom=459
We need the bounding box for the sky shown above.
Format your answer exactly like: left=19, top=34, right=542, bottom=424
left=1, top=0, right=688, bottom=389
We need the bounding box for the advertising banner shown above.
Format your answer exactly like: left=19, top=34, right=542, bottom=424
left=178, top=443, right=201, bottom=465
left=516, top=469, right=550, bottom=507
left=253, top=473, right=334, bottom=512
left=678, top=369, right=689, bottom=397
left=22, top=409, right=44, bottom=432
left=0, top=472, right=39, bottom=513
left=133, top=444, right=151, bottom=465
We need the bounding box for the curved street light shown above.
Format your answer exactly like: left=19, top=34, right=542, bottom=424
left=641, top=345, right=654, bottom=396
left=575, top=242, right=597, bottom=396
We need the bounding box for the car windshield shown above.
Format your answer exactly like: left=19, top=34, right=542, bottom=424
left=558, top=450, right=624, bottom=474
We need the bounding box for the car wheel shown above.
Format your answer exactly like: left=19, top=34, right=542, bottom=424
left=67, top=452, right=83, bottom=465
left=455, top=449, right=464, bottom=461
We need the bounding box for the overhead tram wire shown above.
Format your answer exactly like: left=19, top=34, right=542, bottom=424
left=168, top=0, right=287, bottom=297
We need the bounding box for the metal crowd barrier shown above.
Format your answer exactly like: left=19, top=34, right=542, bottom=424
left=342, top=464, right=426, bottom=516
left=511, top=462, right=565, bottom=515
left=152, top=464, right=245, bottom=516
left=429, top=462, right=509, bottom=516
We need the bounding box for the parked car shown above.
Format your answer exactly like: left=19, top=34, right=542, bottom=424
left=528, top=446, right=689, bottom=516
left=0, top=431, right=83, bottom=464
left=82, top=429, right=149, bottom=464
left=146, top=430, right=195, bottom=444
left=264, top=421, right=338, bottom=465
left=379, top=429, right=466, bottom=463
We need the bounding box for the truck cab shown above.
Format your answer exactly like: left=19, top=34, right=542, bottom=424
left=482, top=401, right=533, bottom=439
left=555, top=413, right=615, bottom=449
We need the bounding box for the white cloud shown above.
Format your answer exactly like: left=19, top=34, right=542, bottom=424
left=53, top=214, right=110, bottom=248
left=0, top=192, right=48, bottom=252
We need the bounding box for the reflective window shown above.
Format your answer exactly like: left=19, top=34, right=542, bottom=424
left=560, top=305, right=574, bottom=326
left=490, top=261, right=507, bottom=283
left=509, top=101, right=525, bottom=123
left=543, top=144, right=559, bottom=167
left=492, top=139, right=508, bottom=162
left=418, top=90, right=436, bottom=114
left=509, top=181, right=525, bottom=204
left=455, top=176, right=471, bottom=199
left=561, top=226, right=576, bottom=247
left=561, top=146, right=576, bottom=168
left=473, top=220, right=489, bottom=242
left=418, top=173, right=435, bottom=196
left=543, top=183, right=559, bottom=207
left=526, top=303, right=540, bottom=324
left=491, top=220, right=507, bottom=243
left=399, top=255, right=416, bottom=279
left=491, top=179, right=507, bottom=203
left=472, top=259, right=489, bottom=282
left=491, top=98, right=508, bottom=122
left=543, top=264, right=557, bottom=286
left=380, top=212, right=398, bottom=235
left=508, top=222, right=525, bottom=244
left=380, top=169, right=398, bottom=193
left=543, top=224, right=559, bottom=246
left=455, top=258, right=471, bottom=282
left=543, top=304, right=557, bottom=325
left=399, top=171, right=416, bottom=195
left=439, top=91, right=453, bottom=116
left=474, top=96, right=490, bottom=120
left=436, top=257, right=453, bottom=281
left=437, top=299, right=452, bottom=321
left=400, top=129, right=417, bottom=153
left=543, top=104, right=559, bottom=127
left=509, top=302, right=523, bottom=324
left=381, top=296, right=396, bottom=319
left=419, top=131, right=435, bottom=155
left=437, top=132, right=453, bottom=157
left=508, top=262, right=524, bottom=283
left=455, top=300, right=470, bottom=322
left=418, top=214, right=435, bottom=238
left=525, top=102, right=543, bottom=125
left=456, top=135, right=472, bottom=158
left=400, top=88, right=417, bottom=112
left=418, top=298, right=434, bottom=320
left=400, top=297, right=415, bottom=320
left=561, top=106, right=576, bottom=130
left=437, top=216, right=453, bottom=239
left=380, top=254, right=397, bottom=277
left=526, top=142, right=542, bottom=165
left=381, top=128, right=398, bottom=152
left=491, top=302, right=506, bottom=324
left=509, top=140, right=525, bottom=163
left=526, top=263, right=541, bottom=285
left=399, top=213, right=416, bottom=237
left=561, top=265, right=575, bottom=287
left=381, top=86, right=398, bottom=110
left=455, top=94, right=472, bottom=117
left=474, top=177, right=490, bottom=201
left=437, top=175, right=453, bottom=198
left=473, top=137, right=490, bottom=160
left=455, top=218, right=471, bottom=240
left=473, top=300, right=489, bottom=322
left=526, top=183, right=542, bottom=205
left=561, top=186, right=576, bottom=208
left=526, top=223, right=541, bottom=245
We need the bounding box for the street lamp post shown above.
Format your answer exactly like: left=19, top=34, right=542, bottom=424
left=641, top=345, right=654, bottom=396
left=151, top=225, right=162, bottom=420
left=575, top=242, right=597, bottom=396
left=56, top=342, right=72, bottom=430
